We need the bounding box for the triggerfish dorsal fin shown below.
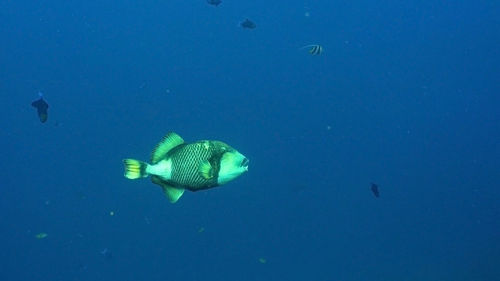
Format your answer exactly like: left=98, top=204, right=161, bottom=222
left=151, top=132, right=184, bottom=164
left=151, top=176, right=185, bottom=203
left=199, top=160, right=214, bottom=179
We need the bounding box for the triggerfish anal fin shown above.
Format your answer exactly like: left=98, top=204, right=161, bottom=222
left=31, top=97, right=49, bottom=123
left=163, top=186, right=185, bottom=203
left=152, top=176, right=185, bottom=203
left=151, top=176, right=184, bottom=203
left=151, top=132, right=184, bottom=164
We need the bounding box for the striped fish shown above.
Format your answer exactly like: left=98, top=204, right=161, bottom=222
left=300, top=44, right=323, bottom=55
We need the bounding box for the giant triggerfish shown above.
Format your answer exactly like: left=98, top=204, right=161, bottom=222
left=123, top=132, right=249, bottom=203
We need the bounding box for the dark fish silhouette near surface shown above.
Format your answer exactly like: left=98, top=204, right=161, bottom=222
left=240, top=18, right=256, bottom=29
left=371, top=183, right=380, bottom=198
left=31, top=92, right=49, bottom=123
left=207, top=0, right=222, bottom=6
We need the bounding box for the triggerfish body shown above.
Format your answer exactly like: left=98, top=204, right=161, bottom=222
left=123, top=132, right=249, bottom=203
left=31, top=92, right=49, bottom=123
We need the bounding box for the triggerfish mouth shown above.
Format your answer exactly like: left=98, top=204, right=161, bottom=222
left=123, top=132, right=249, bottom=203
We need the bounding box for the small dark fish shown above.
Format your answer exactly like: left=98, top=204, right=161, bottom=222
left=31, top=92, right=49, bottom=123
left=240, top=18, right=256, bottom=29
left=207, top=0, right=222, bottom=6
left=370, top=183, right=380, bottom=198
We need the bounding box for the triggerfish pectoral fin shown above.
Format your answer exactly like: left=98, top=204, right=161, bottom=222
left=199, top=160, right=215, bottom=179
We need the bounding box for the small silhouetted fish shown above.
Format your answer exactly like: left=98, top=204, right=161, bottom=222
left=370, top=183, right=380, bottom=198
left=31, top=92, right=49, bottom=123
left=207, top=0, right=221, bottom=6
left=35, top=232, right=48, bottom=239
left=240, top=18, right=256, bottom=29
left=300, top=44, right=323, bottom=55
left=100, top=248, right=112, bottom=259
left=76, top=262, right=88, bottom=272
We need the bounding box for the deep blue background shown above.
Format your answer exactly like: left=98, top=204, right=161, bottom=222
left=1, top=0, right=499, bottom=280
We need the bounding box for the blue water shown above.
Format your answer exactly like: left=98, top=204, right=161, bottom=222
left=1, top=0, right=499, bottom=280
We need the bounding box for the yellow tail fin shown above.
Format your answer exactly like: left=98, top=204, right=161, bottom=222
left=123, top=159, right=149, bottom=179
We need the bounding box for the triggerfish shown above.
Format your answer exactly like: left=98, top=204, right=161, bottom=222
left=123, top=132, right=249, bottom=203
